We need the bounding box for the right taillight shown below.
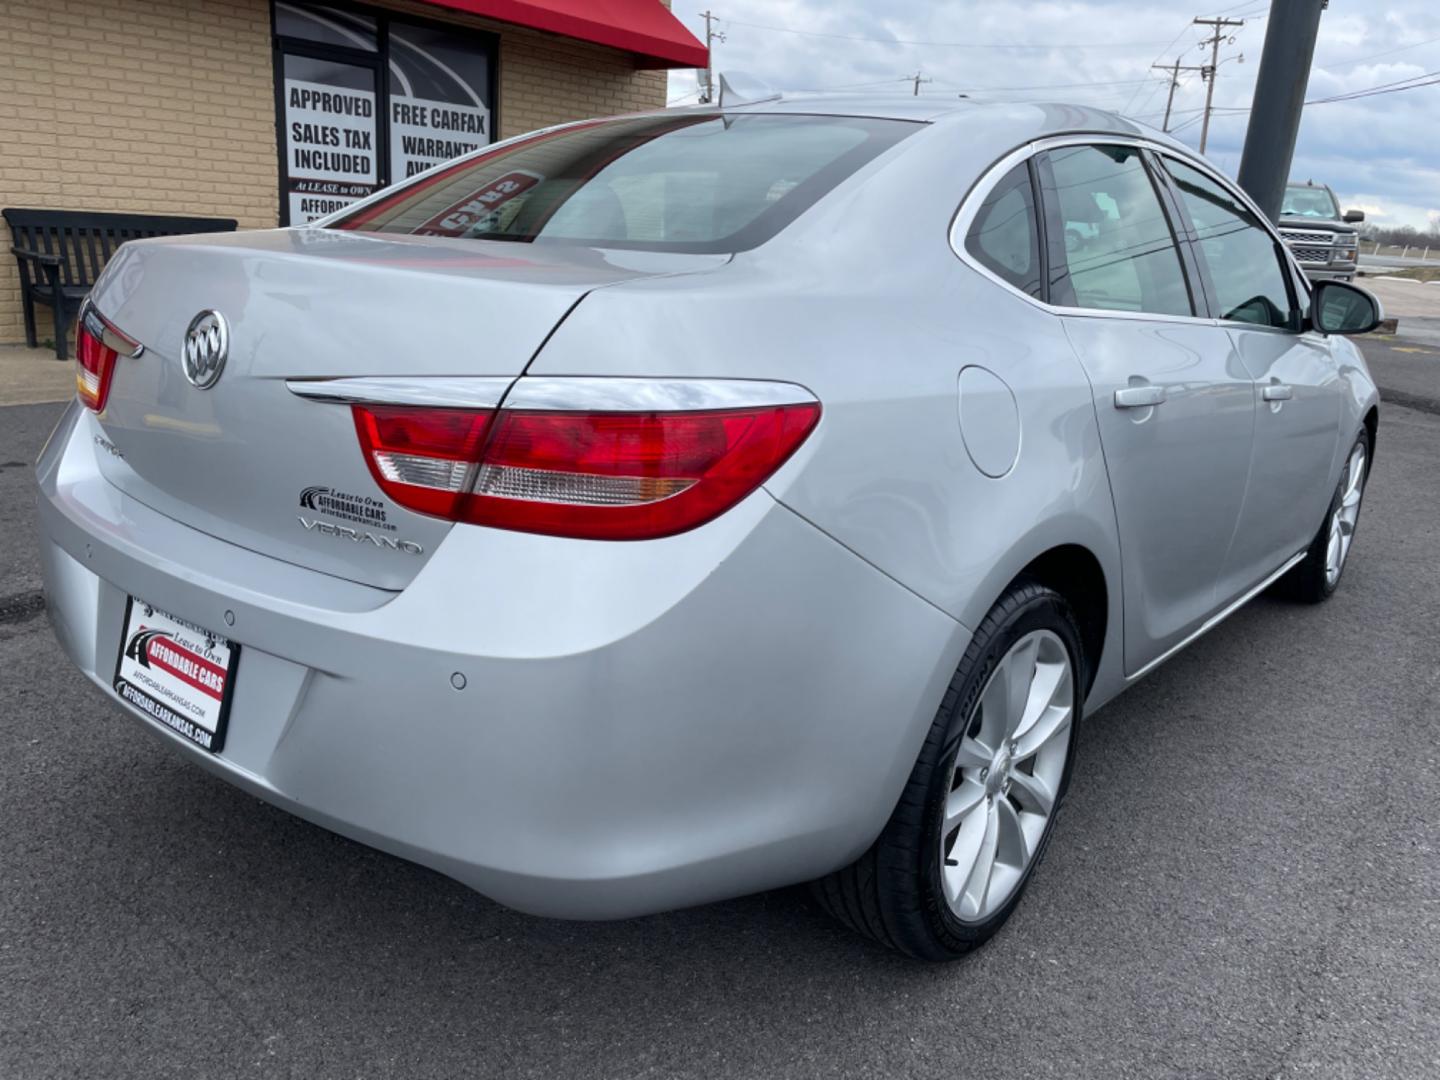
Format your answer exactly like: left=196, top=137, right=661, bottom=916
left=352, top=398, right=820, bottom=540
left=75, top=302, right=142, bottom=413
left=76, top=314, right=119, bottom=413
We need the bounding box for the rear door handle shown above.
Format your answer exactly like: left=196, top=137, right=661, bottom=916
left=1114, top=385, right=1167, bottom=409
left=1262, top=384, right=1293, bottom=402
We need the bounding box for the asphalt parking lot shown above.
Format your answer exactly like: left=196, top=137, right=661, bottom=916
left=3, top=341, right=1439, bottom=1079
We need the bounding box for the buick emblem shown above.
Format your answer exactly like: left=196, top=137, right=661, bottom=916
left=182, top=310, right=229, bottom=389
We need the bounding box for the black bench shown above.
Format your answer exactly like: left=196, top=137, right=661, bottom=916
left=4, top=208, right=238, bottom=360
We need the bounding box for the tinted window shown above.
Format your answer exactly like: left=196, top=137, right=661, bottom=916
left=275, top=2, right=379, bottom=50
left=1046, top=145, right=1192, bottom=317
left=1166, top=158, right=1298, bottom=330
left=965, top=164, right=1042, bottom=298
left=333, top=113, right=917, bottom=253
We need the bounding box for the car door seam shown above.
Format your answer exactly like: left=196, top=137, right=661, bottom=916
left=1059, top=317, right=1131, bottom=674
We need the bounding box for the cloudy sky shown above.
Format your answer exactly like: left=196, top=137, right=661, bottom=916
left=667, top=0, right=1440, bottom=231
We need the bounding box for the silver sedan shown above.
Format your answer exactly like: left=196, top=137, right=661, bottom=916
left=37, top=95, right=1381, bottom=960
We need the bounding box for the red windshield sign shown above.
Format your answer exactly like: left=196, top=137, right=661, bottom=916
left=413, top=169, right=544, bottom=237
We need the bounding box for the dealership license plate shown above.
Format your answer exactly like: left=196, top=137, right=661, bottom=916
left=113, top=597, right=240, bottom=754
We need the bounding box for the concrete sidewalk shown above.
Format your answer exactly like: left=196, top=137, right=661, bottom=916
left=1361, top=276, right=1440, bottom=347
left=0, top=345, right=73, bottom=407
left=1355, top=278, right=1440, bottom=405
left=1361, top=276, right=1440, bottom=318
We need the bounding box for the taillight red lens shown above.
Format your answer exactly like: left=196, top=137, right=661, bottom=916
left=352, top=401, right=820, bottom=540
left=352, top=406, right=494, bottom=518
left=75, top=321, right=118, bottom=413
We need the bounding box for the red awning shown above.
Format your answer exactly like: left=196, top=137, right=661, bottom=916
left=419, top=0, right=708, bottom=69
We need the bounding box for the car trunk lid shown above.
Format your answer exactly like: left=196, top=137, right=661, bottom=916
left=89, top=228, right=724, bottom=589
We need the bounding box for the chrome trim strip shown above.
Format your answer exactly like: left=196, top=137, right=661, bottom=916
left=949, top=131, right=1314, bottom=324
left=1127, top=550, right=1308, bottom=682
left=79, top=298, right=145, bottom=358
left=286, top=376, right=514, bottom=409
left=947, top=138, right=1222, bottom=329
left=500, top=377, right=819, bottom=412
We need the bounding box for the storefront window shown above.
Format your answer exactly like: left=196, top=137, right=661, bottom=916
left=273, top=2, right=496, bottom=224
left=281, top=54, right=379, bottom=224
left=274, top=2, right=378, bottom=50
left=388, top=21, right=493, bottom=182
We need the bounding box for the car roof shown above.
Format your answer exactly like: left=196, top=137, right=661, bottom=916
left=667, top=93, right=1182, bottom=148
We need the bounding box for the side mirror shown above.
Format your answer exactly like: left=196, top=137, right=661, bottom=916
left=1311, top=280, right=1383, bottom=336
left=1343, top=209, right=1365, bottom=223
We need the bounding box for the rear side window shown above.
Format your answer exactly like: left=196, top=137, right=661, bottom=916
left=1045, top=145, right=1193, bottom=317
left=964, top=163, right=1042, bottom=299
left=331, top=113, right=918, bottom=254
left=1164, top=158, right=1299, bottom=330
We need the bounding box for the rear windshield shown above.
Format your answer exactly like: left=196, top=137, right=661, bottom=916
left=331, top=113, right=919, bottom=253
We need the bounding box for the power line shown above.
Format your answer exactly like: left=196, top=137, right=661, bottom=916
left=944, top=76, right=1154, bottom=92
left=1198, top=0, right=1263, bottom=16
left=1310, top=68, right=1440, bottom=103
left=1152, top=58, right=1209, bottom=131
left=716, top=16, right=1176, bottom=50
left=788, top=77, right=912, bottom=93
left=1159, top=66, right=1440, bottom=134
left=1125, top=17, right=1209, bottom=116
left=1318, top=33, right=1440, bottom=72
left=1193, top=15, right=1246, bottom=153
left=1126, top=5, right=1266, bottom=119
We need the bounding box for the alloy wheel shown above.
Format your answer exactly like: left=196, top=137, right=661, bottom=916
left=940, top=629, right=1074, bottom=922
left=1325, top=441, right=1367, bottom=587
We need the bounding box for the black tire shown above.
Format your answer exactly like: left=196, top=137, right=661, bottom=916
left=812, top=580, right=1085, bottom=961
left=1275, top=428, right=1371, bottom=604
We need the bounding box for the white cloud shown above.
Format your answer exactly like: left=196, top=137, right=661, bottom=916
left=668, top=0, right=1440, bottom=227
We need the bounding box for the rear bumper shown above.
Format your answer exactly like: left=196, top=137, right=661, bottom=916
left=37, top=402, right=967, bottom=918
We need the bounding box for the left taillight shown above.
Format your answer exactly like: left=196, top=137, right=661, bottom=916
left=76, top=303, right=141, bottom=413
left=350, top=389, right=821, bottom=541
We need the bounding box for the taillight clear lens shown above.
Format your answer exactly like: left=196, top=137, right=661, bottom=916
left=352, top=401, right=820, bottom=540
left=75, top=318, right=119, bottom=413
left=352, top=406, right=494, bottom=518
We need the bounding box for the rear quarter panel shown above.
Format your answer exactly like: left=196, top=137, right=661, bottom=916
left=526, top=122, right=1128, bottom=708
left=1331, top=332, right=1381, bottom=469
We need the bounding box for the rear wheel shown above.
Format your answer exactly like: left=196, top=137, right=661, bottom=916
left=813, top=581, right=1083, bottom=960
left=1277, top=430, right=1370, bottom=603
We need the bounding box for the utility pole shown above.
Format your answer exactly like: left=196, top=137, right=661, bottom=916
left=698, top=10, right=725, bottom=104
left=1194, top=15, right=1245, bottom=154
left=910, top=71, right=933, bottom=96
left=1238, top=1, right=1328, bottom=223
left=1152, top=57, right=1207, bottom=132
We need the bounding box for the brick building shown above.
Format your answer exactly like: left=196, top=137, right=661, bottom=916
left=0, top=0, right=704, bottom=344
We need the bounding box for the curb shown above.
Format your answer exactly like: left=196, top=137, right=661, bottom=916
left=1379, top=387, right=1440, bottom=417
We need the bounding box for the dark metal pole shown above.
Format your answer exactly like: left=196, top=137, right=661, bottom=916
left=1237, top=0, right=1327, bottom=222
